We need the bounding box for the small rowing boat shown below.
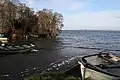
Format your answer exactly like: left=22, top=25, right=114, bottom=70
left=0, top=43, right=35, bottom=54
left=78, top=51, right=120, bottom=80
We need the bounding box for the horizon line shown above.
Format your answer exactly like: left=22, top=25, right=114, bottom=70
left=62, top=29, right=120, bottom=31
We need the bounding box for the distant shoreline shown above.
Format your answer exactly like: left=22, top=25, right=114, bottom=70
left=61, top=30, right=120, bottom=31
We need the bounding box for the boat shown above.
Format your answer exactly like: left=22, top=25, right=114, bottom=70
left=78, top=51, right=120, bottom=80
left=0, top=43, right=35, bottom=54
left=0, top=33, right=8, bottom=43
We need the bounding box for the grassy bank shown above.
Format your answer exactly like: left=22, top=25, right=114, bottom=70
left=24, top=72, right=92, bottom=80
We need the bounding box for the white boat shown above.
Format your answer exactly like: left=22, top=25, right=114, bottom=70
left=0, top=33, right=8, bottom=43
left=78, top=52, right=120, bottom=80
left=0, top=38, right=8, bottom=43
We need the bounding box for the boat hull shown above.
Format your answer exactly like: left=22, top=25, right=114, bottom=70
left=85, top=68, right=119, bottom=80
left=0, top=48, right=31, bottom=54
left=79, top=53, right=120, bottom=80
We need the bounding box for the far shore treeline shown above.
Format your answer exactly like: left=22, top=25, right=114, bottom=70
left=0, top=1, right=64, bottom=40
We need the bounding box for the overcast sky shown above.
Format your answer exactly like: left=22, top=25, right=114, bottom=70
left=20, top=0, right=120, bottom=30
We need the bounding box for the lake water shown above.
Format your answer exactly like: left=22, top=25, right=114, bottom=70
left=0, top=30, right=120, bottom=80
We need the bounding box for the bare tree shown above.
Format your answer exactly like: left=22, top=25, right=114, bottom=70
left=0, top=1, right=64, bottom=40
left=16, top=4, right=37, bottom=37
left=0, top=2, right=16, bottom=34
left=37, top=9, right=64, bottom=37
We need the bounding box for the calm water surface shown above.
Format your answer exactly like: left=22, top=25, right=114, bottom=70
left=0, top=30, right=120, bottom=80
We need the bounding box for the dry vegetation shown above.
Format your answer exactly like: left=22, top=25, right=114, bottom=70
left=0, top=0, right=64, bottom=40
left=24, top=72, right=93, bottom=80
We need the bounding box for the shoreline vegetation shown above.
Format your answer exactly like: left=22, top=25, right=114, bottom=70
left=25, top=72, right=80, bottom=80
left=0, top=0, right=64, bottom=41
left=24, top=72, right=92, bottom=80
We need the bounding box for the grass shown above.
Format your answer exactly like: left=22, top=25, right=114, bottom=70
left=24, top=72, right=93, bottom=80
left=24, top=72, right=80, bottom=80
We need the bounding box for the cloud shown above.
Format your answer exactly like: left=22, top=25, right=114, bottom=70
left=28, top=0, right=85, bottom=12
left=26, top=0, right=35, bottom=5
left=64, top=11, right=120, bottom=30
left=68, top=2, right=85, bottom=11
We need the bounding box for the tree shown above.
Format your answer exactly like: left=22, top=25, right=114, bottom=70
left=37, top=9, right=64, bottom=37
left=15, top=4, right=37, bottom=35
left=0, top=1, right=16, bottom=34
left=0, top=2, right=37, bottom=39
left=0, top=1, right=64, bottom=40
